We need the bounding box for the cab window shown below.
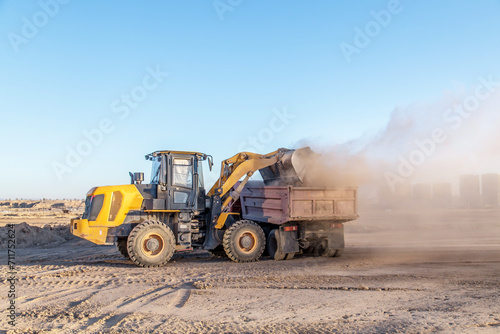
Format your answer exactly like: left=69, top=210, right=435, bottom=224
left=172, top=158, right=192, bottom=188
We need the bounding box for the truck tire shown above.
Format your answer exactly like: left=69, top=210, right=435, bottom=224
left=321, top=248, right=344, bottom=257
left=333, top=249, right=344, bottom=257
left=116, top=237, right=130, bottom=260
left=223, top=220, right=265, bottom=263
left=127, top=221, right=175, bottom=268
left=321, top=248, right=337, bottom=257
left=267, top=229, right=286, bottom=261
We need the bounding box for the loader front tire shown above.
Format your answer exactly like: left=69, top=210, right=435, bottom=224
left=127, top=221, right=175, bottom=268
left=116, top=237, right=130, bottom=260
left=223, top=220, right=265, bottom=263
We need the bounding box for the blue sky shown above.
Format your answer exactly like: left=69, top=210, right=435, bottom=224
left=1, top=0, right=500, bottom=199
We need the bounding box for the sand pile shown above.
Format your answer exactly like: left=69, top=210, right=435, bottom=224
left=0, top=223, right=78, bottom=249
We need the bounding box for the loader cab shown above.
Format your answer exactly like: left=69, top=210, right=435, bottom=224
left=146, top=151, right=212, bottom=212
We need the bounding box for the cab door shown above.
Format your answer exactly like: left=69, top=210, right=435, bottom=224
left=169, top=154, right=195, bottom=210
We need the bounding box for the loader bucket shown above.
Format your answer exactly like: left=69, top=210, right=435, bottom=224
left=259, top=147, right=317, bottom=186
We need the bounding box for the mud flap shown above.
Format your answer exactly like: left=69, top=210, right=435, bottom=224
left=327, top=225, right=344, bottom=250
left=278, top=229, right=299, bottom=254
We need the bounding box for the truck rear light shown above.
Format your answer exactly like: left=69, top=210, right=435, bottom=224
left=331, top=223, right=343, bottom=228
left=283, top=226, right=298, bottom=232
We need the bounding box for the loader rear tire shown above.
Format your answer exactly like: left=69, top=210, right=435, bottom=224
left=116, top=237, right=130, bottom=260
left=267, top=229, right=286, bottom=261
left=127, top=221, right=175, bottom=268
left=223, top=220, right=265, bottom=263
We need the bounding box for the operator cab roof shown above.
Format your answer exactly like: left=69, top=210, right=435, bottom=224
left=145, top=150, right=208, bottom=161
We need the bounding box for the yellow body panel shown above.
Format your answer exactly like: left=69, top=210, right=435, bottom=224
left=71, top=184, right=144, bottom=245
left=88, top=185, right=143, bottom=227
left=70, top=218, right=109, bottom=244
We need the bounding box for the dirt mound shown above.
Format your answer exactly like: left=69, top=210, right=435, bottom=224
left=0, top=223, right=79, bottom=249
left=10, top=202, right=40, bottom=209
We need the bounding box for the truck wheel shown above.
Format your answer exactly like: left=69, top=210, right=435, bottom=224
left=267, top=229, right=286, bottom=261
left=321, top=248, right=337, bottom=257
left=223, top=220, right=265, bottom=263
left=127, top=221, right=175, bottom=268
left=116, top=237, right=130, bottom=260
left=321, top=247, right=344, bottom=257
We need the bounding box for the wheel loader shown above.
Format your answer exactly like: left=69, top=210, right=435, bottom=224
left=70, top=148, right=358, bottom=267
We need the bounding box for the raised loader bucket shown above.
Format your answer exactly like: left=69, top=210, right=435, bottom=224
left=259, top=147, right=317, bottom=186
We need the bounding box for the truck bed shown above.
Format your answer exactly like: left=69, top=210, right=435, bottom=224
left=240, top=185, right=358, bottom=224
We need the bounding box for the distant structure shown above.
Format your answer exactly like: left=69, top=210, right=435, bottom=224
left=395, top=184, right=412, bottom=199
left=376, top=174, right=500, bottom=210
left=432, top=183, right=453, bottom=208
left=481, top=173, right=500, bottom=207
left=459, top=174, right=481, bottom=208
left=377, top=184, right=394, bottom=208
left=413, top=183, right=432, bottom=206
left=392, top=183, right=412, bottom=208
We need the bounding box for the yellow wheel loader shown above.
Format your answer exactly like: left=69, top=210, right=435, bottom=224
left=70, top=148, right=358, bottom=267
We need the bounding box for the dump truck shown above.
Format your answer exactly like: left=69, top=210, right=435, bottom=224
left=239, top=183, right=357, bottom=260
left=70, top=148, right=358, bottom=267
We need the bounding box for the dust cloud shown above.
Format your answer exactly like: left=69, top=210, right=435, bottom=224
left=295, top=80, right=500, bottom=256
left=298, top=80, right=500, bottom=195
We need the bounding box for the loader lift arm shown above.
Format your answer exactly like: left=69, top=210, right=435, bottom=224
left=203, top=146, right=313, bottom=252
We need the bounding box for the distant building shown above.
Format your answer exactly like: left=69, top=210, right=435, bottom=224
left=432, top=183, right=452, bottom=208
left=395, top=184, right=412, bottom=199
left=459, top=174, right=481, bottom=208
left=377, top=184, right=394, bottom=208
left=413, top=183, right=432, bottom=200
left=412, top=183, right=432, bottom=207
left=394, top=183, right=412, bottom=208
left=481, top=173, right=500, bottom=207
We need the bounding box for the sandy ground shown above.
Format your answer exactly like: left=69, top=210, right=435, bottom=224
left=1, top=209, right=499, bottom=333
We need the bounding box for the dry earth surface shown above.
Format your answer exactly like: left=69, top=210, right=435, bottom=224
left=0, top=207, right=499, bottom=333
